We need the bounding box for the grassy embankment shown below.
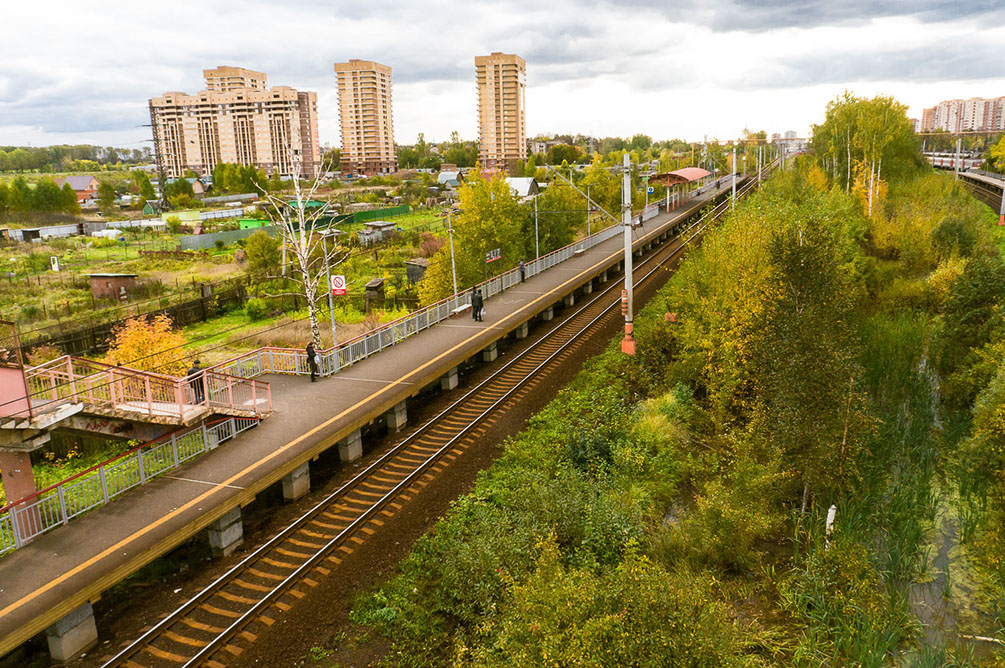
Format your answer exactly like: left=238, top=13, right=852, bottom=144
left=340, top=162, right=1004, bottom=667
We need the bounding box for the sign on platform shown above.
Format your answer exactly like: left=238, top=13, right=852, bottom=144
left=330, top=274, right=347, bottom=296
left=50, top=256, right=60, bottom=272
left=485, top=248, right=501, bottom=264
left=647, top=186, right=655, bottom=194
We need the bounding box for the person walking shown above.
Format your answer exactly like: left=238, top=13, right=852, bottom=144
left=187, top=359, right=205, bottom=404
left=472, top=288, right=484, bottom=322
left=519, top=259, right=526, bottom=283
left=306, top=341, right=319, bottom=382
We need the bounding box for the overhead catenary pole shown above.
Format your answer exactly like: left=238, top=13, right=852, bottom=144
left=998, top=179, right=1005, bottom=227
left=731, top=146, right=737, bottom=208
left=955, top=138, right=961, bottom=180
left=586, top=184, right=591, bottom=235
left=621, top=153, right=635, bottom=356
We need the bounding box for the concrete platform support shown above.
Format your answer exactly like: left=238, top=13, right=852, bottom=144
left=45, top=602, right=98, bottom=662
left=540, top=306, right=554, bottom=322
left=514, top=322, right=529, bottom=339
left=441, top=367, right=459, bottom=391
left=282, top=462, right=310, bottom=501
left=564, top=293, right=575, bottom=307
left=0, top=450, right=36, bottom=513
left=582, top=281, right=593, bottom=295
left=600, top=269, right=609, bottom=282
left=339, top=429, right=363, bottom=462
left=482, top=342, right=499, bottom=362
left=386, top=400, right=407, bottom=433
left=208, top=507, right=244, bottom=557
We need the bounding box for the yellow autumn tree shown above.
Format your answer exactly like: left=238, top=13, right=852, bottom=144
left=105, top=314, right=188, bottom=374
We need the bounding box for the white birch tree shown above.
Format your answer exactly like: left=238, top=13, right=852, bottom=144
left=256, top=153, right=348, bottom=349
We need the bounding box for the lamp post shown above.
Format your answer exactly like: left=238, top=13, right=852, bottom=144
left=321, top=231, right=337, bottom=347
left=533, top=194, right=540, bottom=259
left=621, top=153, right=635, bottom=356
left=447, top=211, right=458, bottom=296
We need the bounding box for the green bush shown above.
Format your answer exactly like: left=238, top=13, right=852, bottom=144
left=245, top=297, right=268, bottom=321
left=214, top=239, right=225, bottom=250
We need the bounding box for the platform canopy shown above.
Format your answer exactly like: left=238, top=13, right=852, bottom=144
left=648, top=167, right=711, bottom=186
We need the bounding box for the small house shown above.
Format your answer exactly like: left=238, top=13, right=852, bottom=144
left=142, top=201, right=163, bottom=216
left=505, top=177, right=539, bottom=199
left=437, top=171, right=463, bottom=189
left=363, top=220, right=397, bottom=241
left=405, top=258, right=430, bottom=285
left=53, top=175, right=100, bottom=203
left=87, top=273, right=138, bottom=300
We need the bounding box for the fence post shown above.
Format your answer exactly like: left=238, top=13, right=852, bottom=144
left=57, top=485, right=68, bottom=526
left=171, top=433, right=179, bottom=467
left=145, top=375, right=153, bottom=416
left=251, top=382, right=258, bottom=417
left=227, top=378, right=234, bottom=409
left=98, top=466, right=109, bottom=504
left=137, top=450, right=146, bottom=484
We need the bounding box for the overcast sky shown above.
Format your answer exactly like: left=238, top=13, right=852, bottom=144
left=1, top=0, right=1003, bottom=149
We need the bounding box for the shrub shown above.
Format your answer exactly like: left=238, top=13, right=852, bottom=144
left=104, top=314, right=188, bottom=374
left=27, top=344, right=63, bottom=366
left=214, top=239, right=225, bottom=250
left=245, top=297, right=269, bottom=321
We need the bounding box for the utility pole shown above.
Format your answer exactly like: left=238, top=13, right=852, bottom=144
left=533, top=194, right=540, bottom=259
left=586, top=184, right=591, bottom=235
left=321, top=232, right=337, bottom=347
left=757, top=145, right=761, bottom=183
left=621, top=153, right=635, bottom=356
left=447, top=212, right=458, bottom=296
left=731, top=146, right=737, bottom=209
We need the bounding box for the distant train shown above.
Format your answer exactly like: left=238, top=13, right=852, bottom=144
left=925, top=154, right=984, bottom=171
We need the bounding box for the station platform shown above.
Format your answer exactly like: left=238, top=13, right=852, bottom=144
left=0, top=187, right=729, bottom=659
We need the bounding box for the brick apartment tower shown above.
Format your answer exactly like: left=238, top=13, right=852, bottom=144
left=333, top=60, right=397, bottom=175
left=148, top=66, right=320, bottom=179
left=475, top=52, right=527, bottom=173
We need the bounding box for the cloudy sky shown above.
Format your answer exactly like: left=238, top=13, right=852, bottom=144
left=1, top=0, right=1003, bottom=149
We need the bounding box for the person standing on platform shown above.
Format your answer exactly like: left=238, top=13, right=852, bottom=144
left=306, top=341, right=319, bottom=382
left=187, top=359, right=205, bottom=404
left=472, top=288, right=484, bottom=322
left=519, top=259, right=526, bottom=283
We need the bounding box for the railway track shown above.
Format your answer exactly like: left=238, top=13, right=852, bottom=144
left=103, top=180, right=758, bottom=668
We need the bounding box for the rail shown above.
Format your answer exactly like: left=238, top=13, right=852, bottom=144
left=0, top=415, right=260, bottom=555
left=211, top=219, right=625, bottom=379
left=18, top=355, right=271, bottom=423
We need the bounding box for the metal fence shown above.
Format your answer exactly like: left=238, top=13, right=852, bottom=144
left=213, top=220, right=625, bottom=380
left=0, top=415, right=259, bottom=555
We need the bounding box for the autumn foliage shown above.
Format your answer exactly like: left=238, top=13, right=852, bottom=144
left=104, top=314, right=188, bottom=375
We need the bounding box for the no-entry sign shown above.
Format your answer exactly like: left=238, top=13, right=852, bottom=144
left=331, top=275, right=347, bottom=296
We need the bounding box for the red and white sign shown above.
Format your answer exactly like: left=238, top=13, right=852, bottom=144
left=330, top=275, right=347, bottom=296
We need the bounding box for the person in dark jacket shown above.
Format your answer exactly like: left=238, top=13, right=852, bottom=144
left=519, top=259, right=526, bottom=283
left=471, top=288, right=484, bottom=322
left=187, top=359, right=205, bottom=404
left=306, top=342, right=319, bottom=382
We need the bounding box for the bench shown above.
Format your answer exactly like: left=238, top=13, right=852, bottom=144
left=451, top=304, right=471, bottom=317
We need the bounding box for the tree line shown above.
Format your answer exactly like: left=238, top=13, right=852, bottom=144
left=0, top=145, right=152, bottom=173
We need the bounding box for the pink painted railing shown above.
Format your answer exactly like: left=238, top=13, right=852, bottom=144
left=21, top=356, right=270, bottom=422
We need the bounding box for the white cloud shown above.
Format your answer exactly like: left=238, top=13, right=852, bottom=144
left=0, top=0, right=1002, bottom=147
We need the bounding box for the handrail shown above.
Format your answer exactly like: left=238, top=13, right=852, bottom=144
left=209, top=215, right=630, bottom=379
left=17, top=356, right=271, bottom=423
left=0, top=415, right=261, bottom=554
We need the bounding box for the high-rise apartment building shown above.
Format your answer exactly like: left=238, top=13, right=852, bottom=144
left=920, top=96, right=1005, bottom=133
left=475, top=52, right=526, bottom=172
left=149, top=66, right=320, bottom=179
left=333, top=60, right=397, bottom=175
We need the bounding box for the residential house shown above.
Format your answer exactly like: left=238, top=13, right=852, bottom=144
left=53, top=175, right=100, bottom=203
